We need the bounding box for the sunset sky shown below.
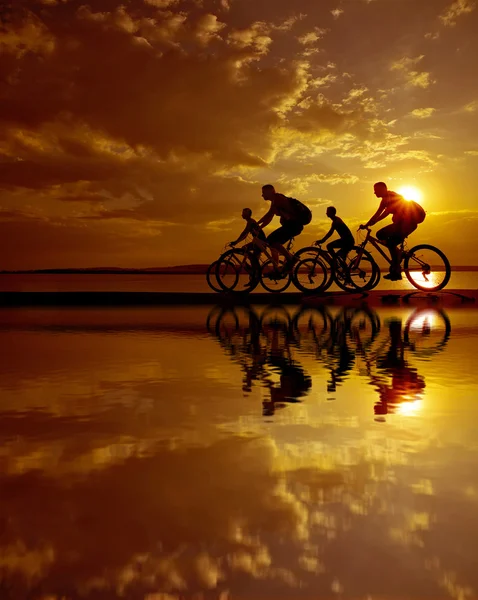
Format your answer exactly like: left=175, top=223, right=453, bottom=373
left=0, top=0, right=477, bottom=269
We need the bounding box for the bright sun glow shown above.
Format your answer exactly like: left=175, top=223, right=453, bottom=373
left=396, top=399, right=423, bottom=416
left=397, top=185, right=423, bottom=202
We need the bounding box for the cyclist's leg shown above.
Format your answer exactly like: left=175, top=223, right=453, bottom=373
left=377, top=224, right=402, bottom=276
left=267, top=222, right=303, bottom=265
left=326, top=239, right=342, bottom=258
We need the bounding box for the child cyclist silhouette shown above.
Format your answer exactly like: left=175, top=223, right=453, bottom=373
left=229, top=208, right=266, bottom=256
left=316, top=206, right=355, bottom=263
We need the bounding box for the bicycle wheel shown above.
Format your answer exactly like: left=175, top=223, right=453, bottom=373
left=206, top=260, right=222, bottom=293
left=336, top=247, right=380, bottom=292
left=340, top=307, right=381, bottom=349
left=294, top=256, right=329, bottom=293
left=215, top=249, right=259, bottom=293
left=260, top=257, right=292, bottom=293
left=404, top=308, right=451, bottom=357
left=294, top=246, right=335, bottom=291
left=292, top=306, right=333, bottom=348
left=403, top=244, right=451, bottom=292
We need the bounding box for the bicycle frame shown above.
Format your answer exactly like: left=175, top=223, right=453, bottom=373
left=227, top=236, right=294, bottom=273
left=353, top=228, right=405, bottom=268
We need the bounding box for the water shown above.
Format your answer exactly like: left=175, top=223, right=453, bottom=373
left=0, top=271, right=477, bottom=292
left=1, top=304, right=478, bottom=599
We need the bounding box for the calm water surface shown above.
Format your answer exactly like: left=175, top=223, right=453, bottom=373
left=1, top=304, right=478, bottom=599
left=1, top=271, right=477, bottom=292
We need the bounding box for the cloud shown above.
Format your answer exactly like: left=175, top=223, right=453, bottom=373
left=297, top=28, right=327, bottom=45
left=331, top=8, right=344, bottom=19
left=463, top=100, right=478, bottom=112
left=409, top=108, right=436, bottom=119
left=439, top=0, right=476, bottom=26
left=391, top=56, right=434, bottom=89
left=144, top=0, right=179, bottom=6
left=0, top=11, right=55, bottom=57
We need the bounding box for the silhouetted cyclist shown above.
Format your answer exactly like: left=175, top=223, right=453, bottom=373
left=360, top=182, right=425, bottom=280
left=316, top=206, right=354, bottom=263
left=257, top=184, right=312, bottom=265
left=229, top=208, right=266, bottom=255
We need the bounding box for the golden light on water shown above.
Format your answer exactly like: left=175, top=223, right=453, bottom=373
left=408, top=311, right=436, bottom=332
left=396, top=398, right=423, bottom=416
left=397, top=186, right=423, bottom=203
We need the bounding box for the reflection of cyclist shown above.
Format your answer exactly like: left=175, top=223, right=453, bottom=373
left=317, top=206, right=354, bottom=262
left=360, top=182, right=424, bottom=281
left=263, top=326, right=312, bottom=416
left=257, top=184, right=311, bottom=264
left=372, top=319, right=425, bottom=416
left=207, top=306, right=312, bottom=416
left=229, top=208, right=266, bottom=256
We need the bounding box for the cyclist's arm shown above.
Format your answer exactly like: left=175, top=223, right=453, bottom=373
left=230, top=224, right=249, bottom=245
left=318, top=224, right=334, bottom=244
left=257, top=207, right=274, bottom=228
left=366, top=200, right=390, bottom=227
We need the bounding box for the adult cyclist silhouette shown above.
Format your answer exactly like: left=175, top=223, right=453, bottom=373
left=360, top=182, right=425, bottom=280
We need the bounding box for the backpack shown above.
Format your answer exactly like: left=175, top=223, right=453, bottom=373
left=406, top=200, right=426, bottom=224
left=287, top=197, right=312, bottom=225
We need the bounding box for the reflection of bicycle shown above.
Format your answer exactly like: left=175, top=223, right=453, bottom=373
left=345, top=226, right=451, bottom=292
left=359, top=308, right=451, bottom=364
left=207, top=305, right=312, bottom=415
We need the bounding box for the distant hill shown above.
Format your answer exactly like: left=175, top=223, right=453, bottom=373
left=1, top=265, right=478, bottom=275
left=0, top=265, right=211, bottom=275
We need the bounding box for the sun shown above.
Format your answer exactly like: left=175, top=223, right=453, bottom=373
left=397, top=185, right=423, bottom=203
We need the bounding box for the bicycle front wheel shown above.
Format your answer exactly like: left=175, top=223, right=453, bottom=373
left=335, top=247, right=380, bottom=292
left=294, top=256, right=329, bottom=293
left=206, top=260, right=222, bottom=293
left=294, top=247, right=335, bottom=291
left=215, top=249, right=259, bottom=293
left=260, top=258, right=292, bottom=293
left=404, top=244, right=451, bottom=292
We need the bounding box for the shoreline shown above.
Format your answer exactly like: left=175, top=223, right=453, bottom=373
left=0, top=289, right=476, bottom=307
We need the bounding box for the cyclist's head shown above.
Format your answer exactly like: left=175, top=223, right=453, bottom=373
left=326, top=206, right=336, bottom=218
left=242, top=207, right=252, bottom=219
left=374, top=182, right=388, bottom=198
left=262, top=184, right=275, bottom=200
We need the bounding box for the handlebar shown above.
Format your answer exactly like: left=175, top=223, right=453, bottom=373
left=358, top=225, right=372, bottom=232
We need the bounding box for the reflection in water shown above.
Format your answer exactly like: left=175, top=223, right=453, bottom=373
left=207, top=306, right=312, bottom=416
left=3, top=305, right=478, bottom=600
left=207, top=305, right=451, bottom=419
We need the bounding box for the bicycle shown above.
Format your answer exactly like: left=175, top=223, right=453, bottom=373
left=214, top=236, right=329, bottom=293
left=206, top=258, right=223, bottom=292
left=344, top=226, right=451, bottom=292
left=293, top=243, right=366, bottom=293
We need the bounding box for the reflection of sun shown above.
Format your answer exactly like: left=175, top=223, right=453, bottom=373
left=408, top=311, right=436, bottom=332
left=396, top=398, right=423, bottom=416
left=397, top=186, right=423, bottom=203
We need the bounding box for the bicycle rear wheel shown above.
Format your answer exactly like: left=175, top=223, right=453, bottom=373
left=403, top=244, right=451, bottom=292
left=260, top=257, right=292, bottom=293
left=206, top=260, right=222, bottom=293
left=215, top=249, right=259, bottom=293
left=294, top=256, right=329, bottom=293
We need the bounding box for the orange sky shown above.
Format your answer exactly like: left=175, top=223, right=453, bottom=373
left=0, top=0, right=477, bottom=269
